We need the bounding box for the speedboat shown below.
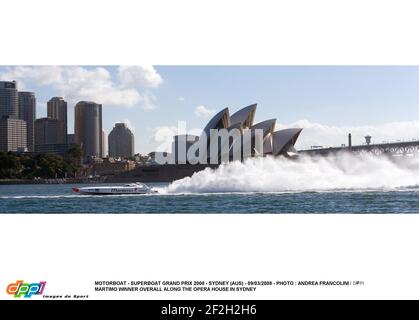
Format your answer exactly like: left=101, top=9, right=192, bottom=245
left=72, top=182, right=157, bottom=195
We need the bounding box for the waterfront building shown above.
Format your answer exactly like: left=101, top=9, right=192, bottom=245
left=34, top=117, right=67, bottom=154
left=91, top=157, right=136, bottom=176
left=74, top=101, right=103, bottom=160
left=230, top=103, right=256, bottom=128
left=0, top=116, right=27, bottom=152
left=47, top=97, right=67, bottom=144
left=18, top=91, right=36, bottom=151
left=172, top=134, right=199, bottom=164
left=108, top=123, right=134, bottom=158
left=148, top=151, right=172, bottom=164
left=0, top=81, right=18, bottom=117
left=167, top=103, right=303, bottom=164
left=249, top=118, right=277, bottom=155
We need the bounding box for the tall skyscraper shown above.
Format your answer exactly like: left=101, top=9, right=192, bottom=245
left=67, top=133, right=75, bottom=145
left=18, top=91, right=36, bottom=151
left=108, top=123, right=135, bottom=158
left=0, top=116, right=27, bottom=152
left=74, top=101, right=103, bottom=160
left=0, top=81, right=27, bottom=152
left=102, top=130, right=107, bottom=157
left=34, top=117, right=67, bottom=154
left=35, top=118, right=65, bottom=145
left=0, top=81, right=18, bottom=117
left=47, top=97, right=67, bottom=144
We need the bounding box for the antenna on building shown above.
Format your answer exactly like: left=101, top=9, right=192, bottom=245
left=365, top=135, right=371, bottom=146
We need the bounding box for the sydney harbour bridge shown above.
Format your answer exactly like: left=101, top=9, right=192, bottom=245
left=299, top=136, right=419, bottom=157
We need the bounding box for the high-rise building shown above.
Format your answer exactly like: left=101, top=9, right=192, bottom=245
left=0, top=81, right=27, bottom=152
left=47, top=97, right=67, bottom=144
left=67, top=133, right=75, bottom=145
left=74, top=101, right=103, bottom=160
left=18, top=91, right=36, bottom=151
left=0, top=116, right=27, bottom=152
left=34, top=117, right=67, bottom=154
left=108, top=123, right=134, bottom=158
left=0, top=81, right=18, bottom=117
left=102, top=130, right=107, bottom=157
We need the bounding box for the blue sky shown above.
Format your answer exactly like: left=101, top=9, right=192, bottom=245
left=156, top=66, right=419, bottom=124
left=1, top=66, right=419, bottom=153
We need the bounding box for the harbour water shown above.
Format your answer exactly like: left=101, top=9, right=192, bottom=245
left=1, top=154, right=419, bottom=213
left=0, top=183, right=418, bottom=213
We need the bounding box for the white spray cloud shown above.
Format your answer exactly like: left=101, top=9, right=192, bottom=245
left=164, top=154, right=419, bottom=194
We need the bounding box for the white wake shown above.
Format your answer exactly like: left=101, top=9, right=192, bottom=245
left=163, top=154, right=419, bottom=194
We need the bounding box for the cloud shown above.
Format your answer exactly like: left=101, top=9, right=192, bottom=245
left=139, top=93, right=157, bottom=110
left=117, top=65, right=163, bottom=88
left=178, top=97, right=185, bottom=102
left=148, top=125, right=179, bottom=152
left=194, top=105, right=216, bottom=118
left=0, top=66, right=163, bottom=110
left=277, top=119, right=419, bottom=150
left=151, top=126, right=179, bottom=143
left=1, top=66, right=63, bottom=88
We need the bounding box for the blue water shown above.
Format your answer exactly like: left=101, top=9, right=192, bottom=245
left=0, top=183, right=418, bottom=213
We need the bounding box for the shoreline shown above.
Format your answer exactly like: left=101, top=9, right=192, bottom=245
left=0, top=178, right=106, bottom=185
left=0, top=179, right=40, bottom=185
left=0, top=164, right=217, bottom=185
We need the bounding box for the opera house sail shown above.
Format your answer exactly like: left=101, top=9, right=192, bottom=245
left=165, top=103, right=302, bottom=165
left=230, top=104, right=256, bottom=128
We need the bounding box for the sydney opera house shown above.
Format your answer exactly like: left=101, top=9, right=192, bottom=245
left=167, top=103, right=303, bottom=165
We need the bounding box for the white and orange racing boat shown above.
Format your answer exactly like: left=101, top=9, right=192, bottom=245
left=72, top=182, right=157, bottom=195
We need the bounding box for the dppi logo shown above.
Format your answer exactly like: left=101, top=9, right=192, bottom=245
left=6, top=280, right=46, bottom=298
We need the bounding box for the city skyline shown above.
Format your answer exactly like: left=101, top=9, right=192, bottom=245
left=1, top=66, right=419, bottom=153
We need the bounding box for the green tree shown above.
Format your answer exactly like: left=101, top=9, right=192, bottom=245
left=0, top=152, right=21, bottom=178
left=64, top=144, right=83, bottom=177
left=0, top=144, right=85, bottom=180
left=20, top=154, right=37, bottom=178
left=33, top=154, right=65, bottom=178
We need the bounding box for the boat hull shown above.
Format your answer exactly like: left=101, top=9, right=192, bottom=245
left=72, top=185, right=156, bottom=195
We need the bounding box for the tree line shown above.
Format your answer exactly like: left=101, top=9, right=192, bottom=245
left=0, top=145, right=83, bottom=179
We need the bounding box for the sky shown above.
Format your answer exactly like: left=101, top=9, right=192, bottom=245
left=1, top=65, right=419, bottom=154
